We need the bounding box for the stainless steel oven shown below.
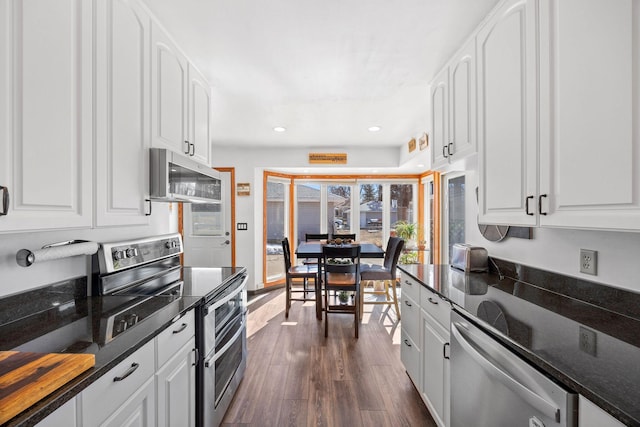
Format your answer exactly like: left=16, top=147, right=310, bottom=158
left=198, top=271, right=248, bottom=427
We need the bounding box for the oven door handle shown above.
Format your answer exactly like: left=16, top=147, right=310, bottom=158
left=205, top=319, right=245, bottom=368
left=207, top=276, right=247, bottom=311
left=451, top=322, right=561, bottom=422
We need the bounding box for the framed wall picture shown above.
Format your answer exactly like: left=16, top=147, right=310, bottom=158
left=408, top=138, right=416, bottom=153
left=237, top=183, right=250, bottom=196
left=419, top=133, right=429, bottom=150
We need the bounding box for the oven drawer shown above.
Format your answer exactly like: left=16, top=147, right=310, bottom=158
left=80, top=339, right=154, bottom=425
left=156, top=309, right=195, bottom=368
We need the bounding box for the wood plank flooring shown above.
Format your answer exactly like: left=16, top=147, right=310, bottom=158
left=222, top=288, right=435, bottom=427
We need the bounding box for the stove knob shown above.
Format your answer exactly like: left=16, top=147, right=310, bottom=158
left=126, top=248, right=137, bottom=258
left=126, top=314, right=138, bottom=327
left=115, top=319, right=127, bottom=334
left=113, top=250, right=125, bottom=261
left=165, top=241, right=173, bottom=249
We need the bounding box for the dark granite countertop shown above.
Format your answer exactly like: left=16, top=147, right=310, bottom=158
left=399, top=262, right=640, bottom=427
left=0, top=266, right=246, bottom=426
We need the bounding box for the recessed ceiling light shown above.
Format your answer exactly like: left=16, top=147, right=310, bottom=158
left=273, top=126, right=286, bottom=132
left=368, top=126, right=381, bottom=132
left=372, top=169, right=379, bottom=173
left=417, top=164, right=424, bottom=168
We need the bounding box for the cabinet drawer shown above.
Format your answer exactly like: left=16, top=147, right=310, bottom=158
left=401, top=330, right=421, bottom=389
left=400, top=273, right=421, bottom=303
left=80, top=339, right=154, bottom=425
left=156, top=309, right=195, bottom=368
left=420, top=287, right=450, bottom=329
left=401, top=293, right=420, bottom=344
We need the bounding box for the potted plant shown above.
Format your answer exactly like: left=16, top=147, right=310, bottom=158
left=338, top=291, right=349, bottom=304
left=394, top=221, right=419, bottom=247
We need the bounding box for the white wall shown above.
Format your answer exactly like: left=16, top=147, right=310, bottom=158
left=462, top=168, right=640, bottom=293
left=213, top=145, right=401, bottom=291
left=0, top=203, right=177, bottom=297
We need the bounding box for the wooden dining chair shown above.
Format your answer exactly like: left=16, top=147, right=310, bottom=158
left=282, top=238, right=318, bottom=318
left=359, top=237, right=404, bottom=320
left=302, top=233, right=329, bottom=265
left=331, top=233, right=356, bottom=241
left=322, top=244, right=361, bottom=338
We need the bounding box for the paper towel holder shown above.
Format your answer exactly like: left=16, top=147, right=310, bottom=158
left=16, top=240, right=99, bottom=267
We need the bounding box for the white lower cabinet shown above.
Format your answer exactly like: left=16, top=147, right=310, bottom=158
left=579, top=395, right=625, bottom=427
left=399, top=272, right=450, bottom=427
left=155, top=310, right=196, bottom=427
left=35, top=398, right=77, bottom=427
left=421, top=311, right=449, bottom=427
left=80, top=340, right=155, bottom=426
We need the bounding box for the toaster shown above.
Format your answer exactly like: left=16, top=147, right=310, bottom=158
left=451, top=244, right=489, bottom=272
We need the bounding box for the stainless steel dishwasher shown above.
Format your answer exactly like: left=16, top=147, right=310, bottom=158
left=450, top=309, right=578, bottom=427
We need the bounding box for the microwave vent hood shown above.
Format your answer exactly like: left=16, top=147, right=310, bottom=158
left=149, top=148, right=221, bottom=203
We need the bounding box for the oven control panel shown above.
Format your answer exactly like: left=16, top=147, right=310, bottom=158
left=98, top=234, right=183, bottom=273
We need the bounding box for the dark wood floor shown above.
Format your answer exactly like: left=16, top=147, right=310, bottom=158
left=221, top=288, right=435, bottom=427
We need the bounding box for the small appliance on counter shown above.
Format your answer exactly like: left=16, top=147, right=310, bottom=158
left=450, top=243, right=488, bottom=272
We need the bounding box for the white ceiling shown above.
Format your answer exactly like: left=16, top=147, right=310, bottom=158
left=142, top=0, right=500, bottom=150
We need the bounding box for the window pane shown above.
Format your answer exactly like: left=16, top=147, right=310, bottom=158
left=358, top=183, right=383, bottom=246
left=327, top=185, right=351, bottom=236
left=266, top=181, right=286, bottom=281
left=190, top=203, right=222, bottom=236
left=297, top=183, right=321, bottom=243
left=448, top=175, right=465, bottom=261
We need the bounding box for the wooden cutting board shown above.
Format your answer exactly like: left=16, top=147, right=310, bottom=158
left=0, top=351, right=95, bottom=424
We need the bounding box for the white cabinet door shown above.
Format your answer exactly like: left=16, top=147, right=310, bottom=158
left=100, top=376, right=156, bottom=427
left=151, top=21, right=189, bottom=156
left=0, top=0, right=92, bottom=233
left=95, top=0, right=150, bottom=227
left=538, top=0, right=640, bottom=231
left=156, top=339, right=197, bottom=427
left=421, top=310, right=450, bottom=427
left=81, top=340, right=155, bottom=426
left=188, top=64, right=212, bottom=166
left=35, top=398, right=76, bottom=427
left=430, top=67, right=449, bottom=170
left=400, top=329, right=421, bottom=389
left=449, top=37, right=476, bottom=163
left=477, top=0, right=538, bottom=227
left=579, top=395, right=625, bottom=427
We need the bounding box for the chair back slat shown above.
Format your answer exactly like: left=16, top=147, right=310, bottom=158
left=384, top=237, right=404, bottom=276
left=306, top=233, right=329, bottom=242
left=282, top=237, right=292, bottom=270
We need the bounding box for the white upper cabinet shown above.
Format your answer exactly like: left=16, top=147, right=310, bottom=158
left=151, top=21, right=189, bottom=157
left=538, top=0, right=640, bottom=231
left=95, top=0, right=151, bottom=227
left=0, top=0, right=93, bottom=232
left=188, top=64, right=212, bottom=166
left=151, top=22, right=211, bottom=166
left=431, top=37, right=477, bottom=171
left=477, top=0, right=539, bottom=226
left=430, top=67, right=449, bottom=170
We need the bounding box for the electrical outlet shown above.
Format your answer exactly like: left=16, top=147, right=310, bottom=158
left=579, top=326, right=597, bottom=356
left=580, top=249, right=597, bottom=275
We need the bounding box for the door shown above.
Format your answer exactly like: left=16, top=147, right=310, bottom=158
left=477, top=0, right=538, bottom=226
left=183, top=170, right=233, bottom=267
left=449, top=37, right=476, bottom=162
left=188, top=64, right=211, bottom=165
left=430, top=67, right=449, bottom=170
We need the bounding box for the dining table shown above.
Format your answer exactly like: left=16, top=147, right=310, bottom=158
left=295, top=242, right=385, bottom=319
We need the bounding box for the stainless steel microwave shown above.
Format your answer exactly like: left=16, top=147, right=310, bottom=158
left=149, top=148, right=221, bottom=203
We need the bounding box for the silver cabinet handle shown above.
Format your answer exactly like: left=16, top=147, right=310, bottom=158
left=172, top=323, right=188, bottom=334
left=113, top=363, right=139, bottom=382
left=184, top=140, right=190, bottom=155
left=404, top=339, right=412, bottom=347
left=189, top=143, right=195, bottom=156
left=404, top=280, right=412, bottom=286
left=451, top=322, right=560, bottom=422
left=404, top=300, right=412, bottom=307
left=442, top=145, right=448, bottom=158
left=428, top=297, right=438, bottom=305
left=0, top=186, right=9, bottom=216
left=448, top=142, right=453, bottom=156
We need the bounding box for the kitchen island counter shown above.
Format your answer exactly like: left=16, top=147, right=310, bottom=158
left=399, top=261, right=640, bottom=427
